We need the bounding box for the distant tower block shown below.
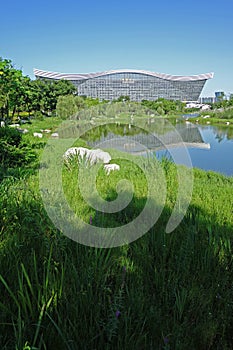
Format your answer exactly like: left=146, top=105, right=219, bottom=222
left=215, top=91, right=225, bottom=102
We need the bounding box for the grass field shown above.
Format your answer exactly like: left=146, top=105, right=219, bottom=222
left=0, top=117, right=233, bottom=349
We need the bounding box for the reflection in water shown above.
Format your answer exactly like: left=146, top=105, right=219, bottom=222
left=87, top=123, right=210, bottom=155
left=211, top=125, right=233, bottom=143
left=186, top=125, right=233, bottom=176
left=85, top=121, right=233, bottom=176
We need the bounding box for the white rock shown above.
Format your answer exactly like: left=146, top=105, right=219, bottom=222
left=51, top=132, right=59, bottom=138
left=17, top=128, right=29, bottom=134
left=33, top=132, right=43, bottom=138
left=104, top=164, right=120, bottom=175
left=41, top=129, right=51, bottom=133
left=64, top=147, right=90, bottom=160
left=88, top=149, right=111, bottom=165
left=201, top=105, right=210, bottom=111
left=63, top=147, right=111, bottom=165
left=0, top=121, right=5, bottom=127
left=9, top=124, right=20, bottom=128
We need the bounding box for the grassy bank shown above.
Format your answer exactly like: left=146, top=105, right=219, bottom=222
left=0, top=119, right=233, bottom=349
left=194, top=107, right=233, bottom=126
left=195, top=116, right=233, bottom=126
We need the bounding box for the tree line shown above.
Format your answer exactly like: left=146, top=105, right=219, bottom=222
left=0, top=57, right=76, bottom=121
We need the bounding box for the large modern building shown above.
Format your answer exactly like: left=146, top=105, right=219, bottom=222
left=34, top=68, right=214, bottom=102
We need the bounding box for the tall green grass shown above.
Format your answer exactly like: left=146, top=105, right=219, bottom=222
left=0, top=123, right=233, bottom=349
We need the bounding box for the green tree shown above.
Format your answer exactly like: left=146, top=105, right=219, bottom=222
left=0, top=57, right=25, bottom=121
left=78, top=95, right=100, bottom=108
left=0, top=57, right=59, bottom=121
left=74, top=96, right=86, bottom=109
left=56, top=95, right=78, bottom=119
left=141, top=98, right=184, bottom=115
left=29, top=78, right=76, bottom=116
left=114, top=95, right=130, bottom=102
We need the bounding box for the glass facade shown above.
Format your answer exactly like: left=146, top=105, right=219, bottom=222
left=34, top=69, right=213, bottom=102
left=70, top=72, right=206, bottom=102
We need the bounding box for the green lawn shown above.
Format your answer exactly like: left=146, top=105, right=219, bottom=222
left=0, top=117, right=233, bottom=349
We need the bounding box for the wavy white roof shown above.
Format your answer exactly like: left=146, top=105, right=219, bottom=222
left=34, top=68, right=214, bottom=82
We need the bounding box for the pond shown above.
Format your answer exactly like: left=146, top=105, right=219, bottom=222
left=184, top=125, right=233, bottom=176
left=84, top=120, right=233, bottom=177
left=155, top=124, right=233, bottom=176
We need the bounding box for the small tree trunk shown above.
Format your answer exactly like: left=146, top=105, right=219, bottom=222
left=0, top=107, right=4, bottom=120
left=12, top=106, right=16, bottom=120
left=6, top=100, right=9, bottom=120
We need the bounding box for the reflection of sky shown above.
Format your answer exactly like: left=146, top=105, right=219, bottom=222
left=156, top=147, right=193, bottom=168
left=157, top=126, right=233, bottom=176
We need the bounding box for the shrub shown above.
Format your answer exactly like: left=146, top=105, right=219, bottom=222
left=0, top=127, right=37, bottom=171
left=32, top=111, right=45, bottom=120
left=56, top=95, right=78, bottom=119
left=0, top=126, right=22, bottom=146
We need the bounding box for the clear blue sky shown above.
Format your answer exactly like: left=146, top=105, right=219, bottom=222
left=1, top=0, right=233, bottom=97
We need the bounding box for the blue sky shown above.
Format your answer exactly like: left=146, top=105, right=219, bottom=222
left=1, top=0, right=233, bottom=96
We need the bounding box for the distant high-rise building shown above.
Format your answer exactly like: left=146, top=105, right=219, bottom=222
left=215, top=91, right=225, bottom=102
left=34, top=68, right=214, bottom=102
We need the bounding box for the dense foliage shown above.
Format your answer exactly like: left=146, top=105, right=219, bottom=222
left=0, top=58, right=27, bottom=120
left=211, top=95, right=233, bottom=110
left=201, top=106, right=233, bottom=120
left=56, top=95, right=101, bottom=119
left=0, top=127, right=37, bottom=180
left=142, top=98, right=185, bottom=115
left=0, top=57, right=76, bottom=121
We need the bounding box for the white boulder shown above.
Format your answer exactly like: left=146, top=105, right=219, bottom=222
left=88, top=149, right=111, bottom=165
left=33, top=132, right=43, bottom=138
left=40, top=129, right=52, bottom=133
left=17, top=128, right=29, bottom=134
left=63, top=147, right=111, bottom=165
left=9, top=124, right=20, bottom=128
left=104, top=164, right=120, bottom=175
left=64, top=147, right=90, bottom=160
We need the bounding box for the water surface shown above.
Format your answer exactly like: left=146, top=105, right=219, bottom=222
left=86, top=121, right=233, bottom=177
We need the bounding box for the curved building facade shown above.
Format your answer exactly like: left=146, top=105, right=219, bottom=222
left=34, top=68, right=214, bottom=102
